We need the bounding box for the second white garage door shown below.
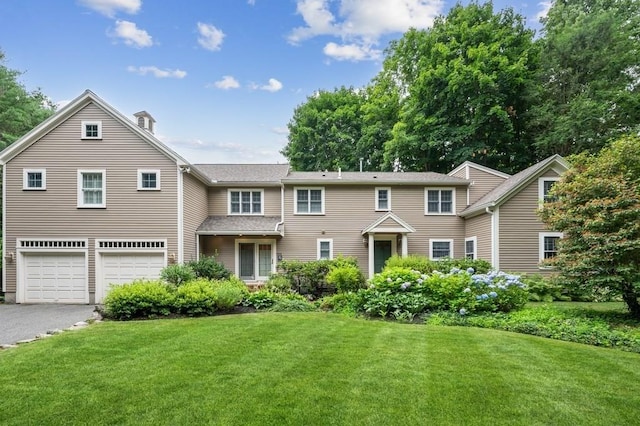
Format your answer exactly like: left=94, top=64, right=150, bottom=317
left=98, top=253, right=165, bottom=303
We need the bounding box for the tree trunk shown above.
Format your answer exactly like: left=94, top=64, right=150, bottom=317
left=621, top=284, right=640, bottom=319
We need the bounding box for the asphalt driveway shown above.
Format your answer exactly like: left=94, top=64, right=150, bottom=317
left=0, top=304, right=98, bottom=346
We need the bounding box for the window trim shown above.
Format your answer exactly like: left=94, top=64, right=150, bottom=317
left=77, top=169, right=106, bottom=208
left=375, top=187, right=391, bottom=211
left=429, top=239, right=454, bottom=260
left=425, top=188, right=456, bottom=215
left=228, top=189, right=264, bottom=215
left=538, top=177, right=561, bottom=205
left=539, top=232, right=563, bottom=268
left=81, top=120, right=102, bottom=140
left=317, top=239, right=333, bottom=260
left=294, top=187, right=325, bottom=215
left=137, top=169, right=161, bottom=191
left=465, top=236, right=477, bottom=260
left=23, top=168, right=46, bottom=190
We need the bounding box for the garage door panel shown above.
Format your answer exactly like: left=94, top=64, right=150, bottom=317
left=22, top=253, right=87, bottom=303
left=99, top=253, right=165, bottom=303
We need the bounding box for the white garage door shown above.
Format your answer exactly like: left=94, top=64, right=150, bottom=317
left=99, top=253, right=165, bottom=302
left=23, top=253, right=87, bottom=303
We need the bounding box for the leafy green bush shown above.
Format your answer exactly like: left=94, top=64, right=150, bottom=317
left=160, top=264, right=195, bottom=286
left=268, top=297, right=316, bottom=312
left=212, top=277, right=248, bottom=310
left=326, top=264, right=365, bottom=293
left=318, top=292, right=363, bottom=316
left=242, top=290, right=282, bottom=310
left=187, top=256, right=231, bottom=280
left=278, top=256, right=360, bottom=298
left=384, top=255, right=491, bottom=274
left=522, top=274, right=569, bottom=302
left=103, top=280, right=176, bottom=320
left=175, top=278, right=217, bottom=316
left=264, top=273, right=293, bottom=293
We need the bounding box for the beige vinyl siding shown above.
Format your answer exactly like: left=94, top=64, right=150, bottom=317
left=207, top=186, right=281, bottom=216
left=468, top=167, right=508, bottom=205
left=498, top=168, right=561, bottom=274
left=182, top=173, right=208, bottom=261
left=4, top=102, right=179, bottom=296
left=465, top=213, right=492, bottom=262
left=278, top=184, right=466, bottom=274
left=200, top=236, right=236, bottom=271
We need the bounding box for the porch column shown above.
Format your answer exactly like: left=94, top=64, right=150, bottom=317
left=401, top=234, right=408, bottom=257
left=368, top=233, right=375, bottom=278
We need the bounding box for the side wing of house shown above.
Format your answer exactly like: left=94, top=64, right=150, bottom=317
left=1, top=91, right=193, bottom=304
left=449, top=161, right=510, bottom=206
left=182, top=171, right=209, bottom=262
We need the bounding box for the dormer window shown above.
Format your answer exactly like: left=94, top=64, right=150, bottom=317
left=81, top=121, right=102, bottom=139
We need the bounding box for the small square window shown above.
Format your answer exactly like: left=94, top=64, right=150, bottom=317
left=430, top=239, right=453, bottom=260
left=23, top=169, right=46, bottom=190
left=81, top=121, right=102, bottom=139
left=138, top=170, right=161, bottom=190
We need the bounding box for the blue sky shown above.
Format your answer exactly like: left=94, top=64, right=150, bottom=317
left=0, top=0, right=551, bottom=164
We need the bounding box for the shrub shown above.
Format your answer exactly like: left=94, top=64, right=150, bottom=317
left=160, top=264, right=195, bottom=286
left=103, top=279, right=175, bottom=320
left=384, top=255, right=492, bottom=274
left=211, top=277, right=248, bottom=310
left=278, top=256, right=360, bottom=298
left=325, top=264, right=365, bottom=293
left=175, top=278, right=217, bottom=316
left=268, top=296, right=316, bottom=312
left=318, top=292, right=363, bottom=316
left=522, top=274, right=569, bottom=302
left=264, top=273, right=293, bottom=293
left=187, top=256, right=232, bottom=280
left=242, top=289, right=282, bottom=310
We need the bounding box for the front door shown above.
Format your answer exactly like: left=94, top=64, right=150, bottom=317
left=239, top=243, right=255, bottom=279
left=374, top=240, right=392, bottom=273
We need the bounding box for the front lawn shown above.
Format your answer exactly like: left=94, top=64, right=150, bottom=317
left=1, top=313, right=639, bottom=425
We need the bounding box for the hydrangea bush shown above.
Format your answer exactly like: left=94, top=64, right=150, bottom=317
left=359, top=266, right=528, bottom=320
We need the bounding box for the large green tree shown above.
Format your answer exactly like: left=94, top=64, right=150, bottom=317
left=0, top=50, right=56, bottom=150
left=531, top=0, right=640, bottom=157
left=539, top=135, right=640, bottom=318
left=281, top=87, right=366, bottom=171
left=383, top=2, right=539, bottom=173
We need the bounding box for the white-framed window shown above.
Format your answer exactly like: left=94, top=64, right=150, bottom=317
left=539, top=232, right=563, bottom=267
left=465, top=236, right=477, bottom=260
left=375, top=187, right=391, bottom=211
left=538, top=177, right=560, bottom=204
left=317, top=239, right=333, bottom=260
left=430, top=239, right=453, bottom=260
left=23, top=169, right=46, bottom=190
left=137, top=169, right=160, bottom=190
left=425, top=188, right=455, bottom=215
left=81, top=120, right=102, bottom=139
left=78, top=169, right=106, bottom=208
left=228, top=189, right=263, bottom=215
left=295, top=187, right=324, bottom=214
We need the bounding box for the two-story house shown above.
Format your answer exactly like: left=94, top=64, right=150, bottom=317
left=0, top=90, right=568, bottom=304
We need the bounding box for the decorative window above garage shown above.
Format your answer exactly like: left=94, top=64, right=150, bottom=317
left=81, top=120, right=102, bottom=139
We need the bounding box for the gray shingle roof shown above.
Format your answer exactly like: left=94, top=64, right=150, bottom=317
left=192, top=164, right=289, bottom=184
left=197, top=216, right=283, bottom=235
left=282, top=171, right=469, bottom=185
left=461, top=154, right=569, bottom=217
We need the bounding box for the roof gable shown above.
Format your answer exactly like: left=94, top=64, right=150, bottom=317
left=461, top=155, right=570, bottom=217
left=448, top=161, right=511, bottom=180
left=362, top=212, right=416, bottom=235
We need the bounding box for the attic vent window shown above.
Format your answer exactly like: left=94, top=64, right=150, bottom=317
left=81, top=121, right=102, bottom=139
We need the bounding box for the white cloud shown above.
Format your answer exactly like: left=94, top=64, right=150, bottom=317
left=536, top=1, right=553, bottom=22
left=78, top=0, right=141, bottom=17
left=252, top=78, right=283, bottom=92
left=197, top=22, right=225, bottom=51
left=272, top=126, right=289, bottom=135
left=288, top=0, right=444, bottom=61
left=56, top=99, right=72, bottom=109
left=112, top=20, right=153, bottom=48
left=209, top=75, right=241, bottom=90
left=127, top=66, right=187, bottom=78
left=248, top=0, right=256, bottom=4
left=323, top=42, right=381, bottom=61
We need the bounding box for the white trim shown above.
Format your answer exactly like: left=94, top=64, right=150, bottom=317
left=81, top=120, right=102, bottom=139
left=2, top=164, right=6, bottom=293
left=317, top=238, right=333, bottom=260
left=538, top=176, right=561, bottom=204
left=294, top=187, right=325, bottom=215
left=16, top=238, right=90, bottom=304
left=23, top=168, right=46, bottom=190
left=429, top=239, right=454, bottom=260
left=369, top=234, right=398, bottom=277
left=491, top=207, right=499, bottom=269
left=465, top=236, right=477, bottom=260
left=234, top=238, right=276, bottom=281
left=228, top=188, right=264, bottom=215
left=77, top=169, right=106, bottom=208
left=177, top=166, right=184, bottom=263
left=448, top=161, right=511, bottom=180
left=137, top=169, right=161, bottom=190
left=425, top=187, right=456, bottom=215
left=539, top=232, right=563, bottom=268
left=375, top=187, right=391, bottom=211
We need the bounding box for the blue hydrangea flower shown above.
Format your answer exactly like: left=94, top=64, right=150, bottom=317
left=489, top=291, right=498, bottom=298
left=466, top=267, right=475, bottom=274
left=400, top=282, right=410, bottom=290
left=459, top=308, right=467, bottom=316
left=463, top=287, right=471, bottom=293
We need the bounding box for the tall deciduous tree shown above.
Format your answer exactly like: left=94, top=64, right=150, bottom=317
left=383, top=3, right=539, bottom=173
left=281, top=87, right=366, bottom=171
left=0, top=50, right=56, bottom=150
left=532, top=0, right=640, bottom=157
left=539, top=135, right=640, bottom=318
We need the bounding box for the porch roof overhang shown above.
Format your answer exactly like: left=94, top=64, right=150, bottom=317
left=362, top=212, right=416, bottom=235
left=196, top=216, right=283, bottom=236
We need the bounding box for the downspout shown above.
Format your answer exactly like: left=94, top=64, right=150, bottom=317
left=2, top=163, right=6, bottom=294
left=275, top=183, right=284, bottom=236
left=485, top=205, right=498, bottom=269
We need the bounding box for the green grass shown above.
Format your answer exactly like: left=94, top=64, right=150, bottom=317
left=1, top=313, right=639, bottom=425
